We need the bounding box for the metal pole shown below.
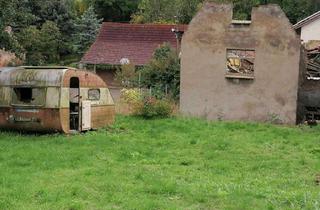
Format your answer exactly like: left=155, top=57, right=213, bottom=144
left=165, top=84, right=168, bottom=96
left=139, top=72, right=141, bottom=93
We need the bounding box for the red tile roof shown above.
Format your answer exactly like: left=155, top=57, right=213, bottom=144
left=81, top=22, right=187, bottom=66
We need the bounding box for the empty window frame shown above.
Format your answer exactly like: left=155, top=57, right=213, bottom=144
left=88, top=89, right=100, bottom=100
left=12, top=87, right=46, bottom=106
left=14, top=88, right=32, bottom=103
left=226, top=49, right=255, bottom=79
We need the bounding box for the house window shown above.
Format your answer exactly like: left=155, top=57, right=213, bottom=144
left=88, top=89, right=100, bottom=100
left=226, top=49, right=255, bottom=79
left=12, top=88, right=46, bottom=106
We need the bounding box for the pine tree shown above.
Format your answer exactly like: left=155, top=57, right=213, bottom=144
left=72, top=6, right=102, bottom=55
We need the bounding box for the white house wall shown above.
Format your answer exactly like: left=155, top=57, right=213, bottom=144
left=301, top=17, right=320, bottom=43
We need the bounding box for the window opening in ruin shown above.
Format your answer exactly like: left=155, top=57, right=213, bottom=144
left=232, top=6, right=252, bottom=21
left=226, top=49, right=255, bottom=79
left=306, top=49, right=320, bottom=80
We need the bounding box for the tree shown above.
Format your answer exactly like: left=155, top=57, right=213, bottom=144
left=0, top=0, right=319, bottom=67
left=0, top=0, right=74, bottom=60
left=92, top=0, right=140, bottom=22
left=0, top=0, right=35, bottom=30
left=133, top=0, right=320, bottom=24
left=176, top=0, right=202, bottom=24
left=40, top=21, right=61, bottom=63
left=0, top=32, right=24, bottom=59
left=73, top=0, right=91, bottom=15
left=17, top=21, right=61, bottom=65
left=27, top=0, right=76, bottom=55
left=17, top=26, right=43, bottom=65
left=0, top=0, right=35, bottom=57
left=270, top=0, right=320, bottom=23
left=27, top=0, right=75, bottom=34
left=72, top=6, right=102, bottom=55
left=132, top=0, right=177, bottom=23
left=141, top=43, right=181, bottom=99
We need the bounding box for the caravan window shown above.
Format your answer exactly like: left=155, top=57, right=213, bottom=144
left=88, top=89, right=100, bottom=100
left=14, top=88, right=32, bottom=103
left=12, top=87, right=46, bottom=106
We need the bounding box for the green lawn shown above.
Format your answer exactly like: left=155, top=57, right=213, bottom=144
left=0, top=116, right=319, bottom=210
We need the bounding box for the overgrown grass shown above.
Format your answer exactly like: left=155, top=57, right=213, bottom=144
left=0, top=116, right=319, bottom=210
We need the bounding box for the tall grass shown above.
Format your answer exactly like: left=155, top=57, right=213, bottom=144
left=0, top=116, right=319, bottom=209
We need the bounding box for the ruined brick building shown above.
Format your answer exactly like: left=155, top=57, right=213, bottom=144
left=180, top=3, right=302, bottom=124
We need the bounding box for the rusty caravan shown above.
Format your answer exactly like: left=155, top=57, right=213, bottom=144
left=0, top=66, right=115, bottom=133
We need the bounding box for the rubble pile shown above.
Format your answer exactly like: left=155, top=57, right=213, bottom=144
left=306, top=46, right=320, bottom=80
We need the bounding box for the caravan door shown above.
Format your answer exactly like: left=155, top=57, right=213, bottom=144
left=81, top=100, right=91, bottom=131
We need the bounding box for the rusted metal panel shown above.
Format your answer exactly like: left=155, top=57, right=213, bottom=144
left=0, top=67, right=67, bottom=87
left=0, top=107, right=62, bottom=132
left=46, top=87, right=60, bottom=108
left=91, top=106, right=115, bottom=129
left=60, top=88, right=69, bottom=108
left=0, top=87, right=11, bottom=106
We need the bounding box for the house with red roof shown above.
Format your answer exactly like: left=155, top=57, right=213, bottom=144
left=81, top=22, right=187, bottom=89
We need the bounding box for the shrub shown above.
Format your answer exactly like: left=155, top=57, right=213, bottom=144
left=154, top=99, right=173, bottom=117
left=120, top=88, right=174, bottom=118
left=140, top=43, right=180, bottom=100
left=120, top=88, right=142, bottom=114
left=115, top=64, right=139, bottom=88
left=121, top=89, right=141, bottom=104
left=135, top=96, right=173, bottom=119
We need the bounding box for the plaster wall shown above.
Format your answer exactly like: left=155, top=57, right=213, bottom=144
left=180, top=3, right=301, bottom=124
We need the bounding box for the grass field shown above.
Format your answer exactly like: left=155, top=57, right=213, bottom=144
left=0, top=116, right=319, bottom=210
